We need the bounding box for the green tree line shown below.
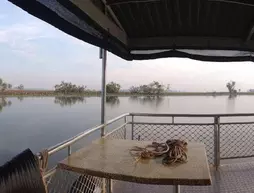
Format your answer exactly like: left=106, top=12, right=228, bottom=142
left=129, top=81, right=166, bottom=95
left=0, top=78, right=24, bottom=91
left=54, top=81, right=86, bottom=94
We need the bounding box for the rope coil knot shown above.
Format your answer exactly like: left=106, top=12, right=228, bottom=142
left=39, top=149, right=49, bottom=173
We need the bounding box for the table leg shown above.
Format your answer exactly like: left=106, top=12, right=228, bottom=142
left=106, top=179, right=112, bottom=193
left=174, top=185, right=180, bottom=193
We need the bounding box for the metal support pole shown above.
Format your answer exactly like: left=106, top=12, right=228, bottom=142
left=67, top=145, right=71, bottom=156
left=101, top=48, right=107, bottom=137
left=214, top=116, right=220, bottom=170
left=131, top=115, right=134, bottom=140
left=217, top=117, right=221, bottom=168
left=100, top=48, right=109, bottom=193
left=124, top=116, right=127, bottom=139
left=106, top=178, right=112, bottom=193
left=174, top=185, right=180, bottom=193
left=172, top=116, right=175, bottom=124
left=214, top=117, right=217, bottom=168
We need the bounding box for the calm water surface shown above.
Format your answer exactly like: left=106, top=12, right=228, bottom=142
left=1, top=95, right=254, bottom=165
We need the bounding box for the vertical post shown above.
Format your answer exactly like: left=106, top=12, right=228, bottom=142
left=214, top=116, right=217, bottom=169
left=174, top=185, right=180, bottom=193
left=214, top=116, right=220, bottom=170
left=131, top=115, right=134, bottom=140
left=67, top=145, right=71, bottom=156
left=124, top=116, right=127, bottom=139
left=100, top=48, right=109, bottom=193
left=217, top=117, right=220, bottom=168
left=101, top=48, right=107, bottom=137
left=172, top=116, right=175, bottom=124
left=105, top=178, right=112, bottom=193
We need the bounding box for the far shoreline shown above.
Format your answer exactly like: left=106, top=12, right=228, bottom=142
left=1, top=90, right=254, bottom=97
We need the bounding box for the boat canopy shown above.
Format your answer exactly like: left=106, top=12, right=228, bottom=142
left=8, top=0, right=254, bottom=62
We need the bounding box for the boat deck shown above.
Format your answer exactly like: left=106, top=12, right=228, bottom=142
left=113, top=162, right=254, bottom=193
left=47, top=160, right=254, bottom=193
left=44, top=113, right=254, bottom=193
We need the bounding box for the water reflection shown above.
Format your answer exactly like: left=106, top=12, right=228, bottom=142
left=129, top=96, right=164, bottom=108
left=106, top=96, right=120, bottom=107
left=226, top=95, right=236, bottom=113
left=17, top=96, right=24, bottom=102
left=0, top=97, right=12, bottom=112
left=54, top=96, right=85, bottom=107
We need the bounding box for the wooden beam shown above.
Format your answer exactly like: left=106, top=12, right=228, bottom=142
left=246, top=24, right=254, bottom=41
left=71, top=0, right=127, bottom=45
left=106, top=0, right=161, bottom=6
left=208, top=0, right=254, bottom=7
left=101, top=0, right=126, bottom=32
left=129, top=36, right=254, bottom=50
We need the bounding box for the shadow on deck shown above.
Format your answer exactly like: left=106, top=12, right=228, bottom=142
left=48, top=161, right=254, bottom=193
left=113, top=162, right=254, bottom=193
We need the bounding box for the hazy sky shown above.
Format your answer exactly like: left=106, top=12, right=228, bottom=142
left=1, top=1, right=254, bottom=92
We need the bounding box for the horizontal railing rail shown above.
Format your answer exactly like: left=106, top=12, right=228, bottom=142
left=45, top=113, right=129, bottom=156
left=104, top=122, right=129, bottom=138
left=44, top=112, right=254, bottom=156
left=132, top=122, right=215, bottom=126
left=130, top=112, right=254, bottom=117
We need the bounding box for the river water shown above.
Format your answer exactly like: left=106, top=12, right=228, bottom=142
left=1, top=95, right=254, bottom=165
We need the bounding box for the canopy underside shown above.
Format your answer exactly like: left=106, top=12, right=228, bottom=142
left=8, top=0, right=254, bottom=62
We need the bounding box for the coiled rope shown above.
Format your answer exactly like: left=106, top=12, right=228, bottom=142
left=129, top=139, right=188, bottom=165
left=38, top=149, right=49, bottom=193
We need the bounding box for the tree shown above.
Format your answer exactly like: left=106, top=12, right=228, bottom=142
left=0, top=78, right=11, bottom=91
left=54, top=81, right=86, bottom=94
left=129, top=81, right=166, bottom=95
left=1, top=83, right=7, bottom=91
left=149, top=81, right=165, bottom=95
left=17, top=84, right=24, bottom=90
left=139, top=84, right=151, bottom=94
left=167, top=84, right=170, bottom=92
left=129, top=86, right=140, bottom=94
left=106, top=82, right=121, bottom=93
left=7, top=84, right=12, bottom=89
left=226, top=81, right=237, bottom=95
left=139, top=81, right=165, bottom=95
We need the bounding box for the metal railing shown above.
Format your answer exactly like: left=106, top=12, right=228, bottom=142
left=44, top=113, right=129, bottom=156
left=43, top=112, right=254, bottom=179
left=130, top=113, right=254, bottom=168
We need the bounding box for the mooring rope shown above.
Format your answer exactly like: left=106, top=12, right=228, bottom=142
left=129, top=139, right=188, bottom=165
left=39, top=149, right=49, bottom=173
left=38, top=149, right=49, bottom=193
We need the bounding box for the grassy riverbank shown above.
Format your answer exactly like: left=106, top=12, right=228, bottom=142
left=0, top=90, right=99, bottom=97
left=1, top=90, right=254, bottom=97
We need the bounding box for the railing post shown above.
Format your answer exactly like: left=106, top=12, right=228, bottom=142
left=214, top=116, right=220, bottom=170
left=214, top=117, right=217, bottom=168
left=217, top=117, right=220, bottom=168
left=131, top=115, right=134, bottom=140
left=172, top=116, right=175, bottom=124
left=105, top=178, right=112, bottom=193
left=101, top=48, right=107, bottom=137
left=68, top=145, right=71, bottom=156
left=124, top=116, right=127, bottom=139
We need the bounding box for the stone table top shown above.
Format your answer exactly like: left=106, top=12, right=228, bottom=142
left=58, top=139, right=211, bottom=185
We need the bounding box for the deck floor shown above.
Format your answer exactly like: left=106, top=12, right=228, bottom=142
left=113, top=162, right=254, bottom=193
left=48, top=161, right=254, bottom=193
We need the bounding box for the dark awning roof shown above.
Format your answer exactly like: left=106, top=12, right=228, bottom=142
left=8, top=0, right=254, bottom=62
